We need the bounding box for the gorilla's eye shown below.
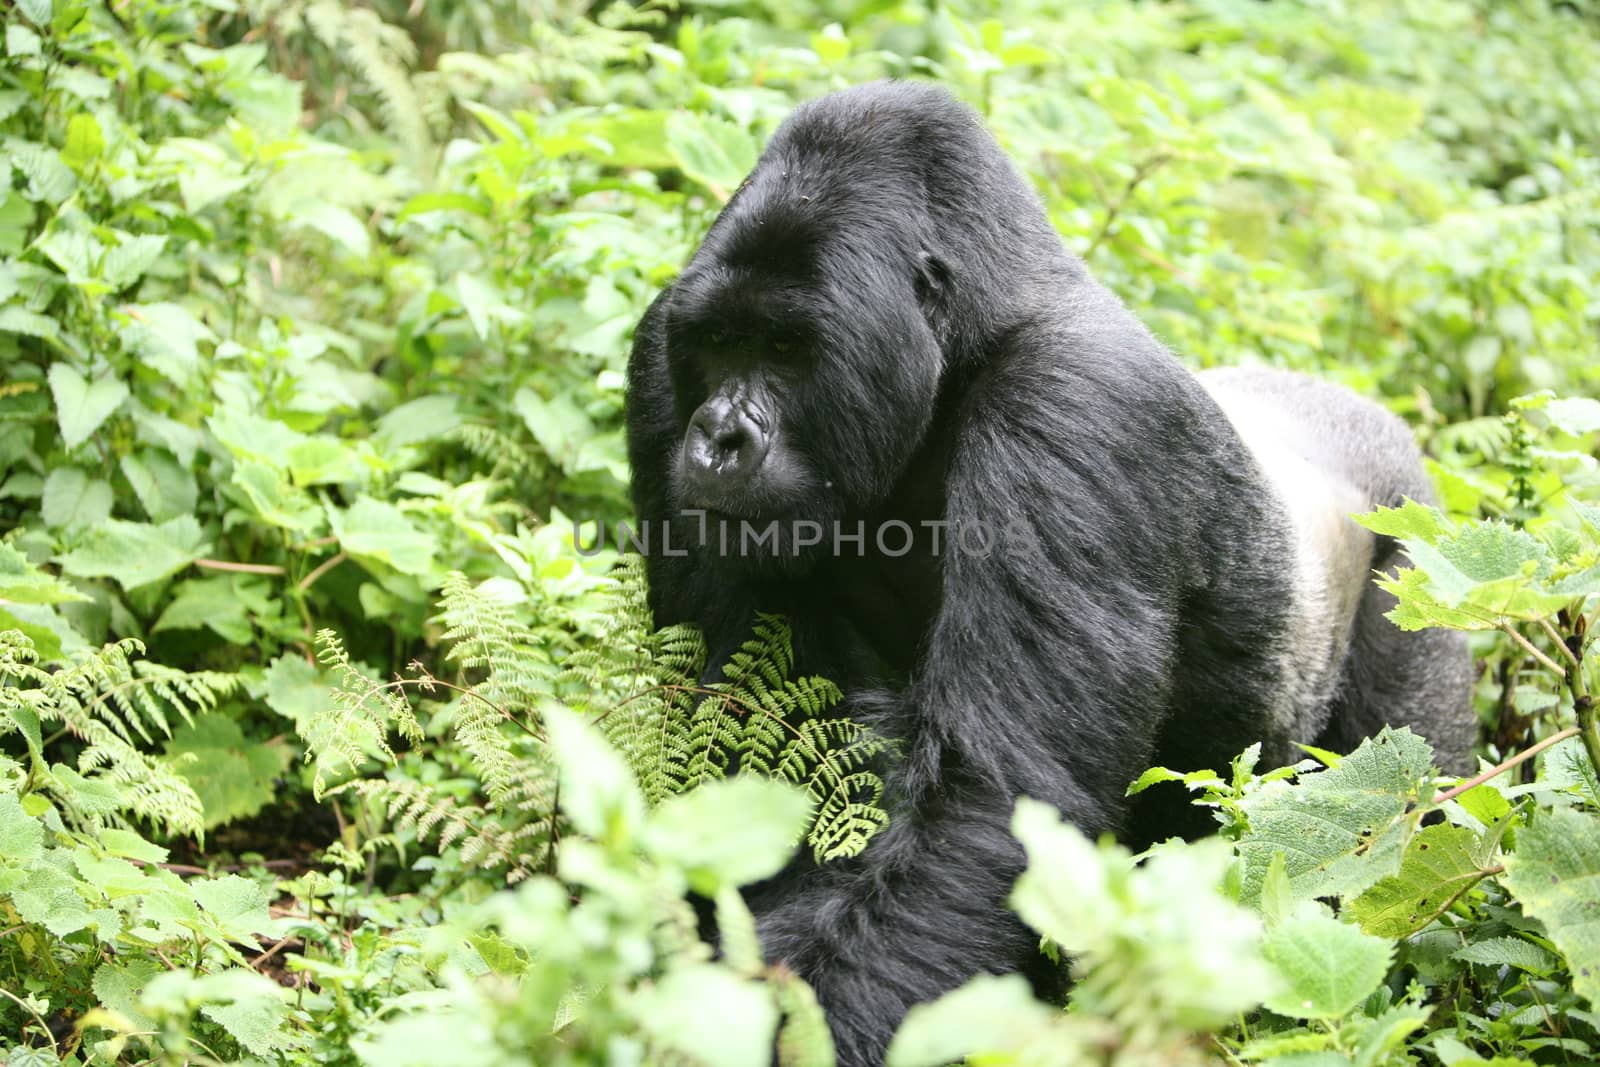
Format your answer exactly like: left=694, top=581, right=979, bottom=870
left=708, top=329, right=729, bottom=346
left=772, top=338, right=792, bottom=354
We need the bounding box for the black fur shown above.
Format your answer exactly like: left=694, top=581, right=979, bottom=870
left=624, top=81, right=1475, bottom=1066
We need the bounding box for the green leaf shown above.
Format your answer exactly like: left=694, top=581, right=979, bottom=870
left=124, top=302, right=214, bottom=386
left=41, top=466, right=112, bottom=529
left=48, top=363, right=129, bottom=449
left=0, top=792, right=44, bottom=867
left=1503, top=806, right=1600, bottom=1008
left=0, top=305, right=58, bottom=338
left=191, top=873, right=277, bottom=941
left=1239, top=729, right=1435, bottom=905
left=100, top=233, right=166, bottom=290
left=515, top=387, right=597, bottom=473
left=233, top=460, right=323, bottom=533
left=1261, top=911, right=1393, bottom=1019
left=0, top=192, right=34, bottom=255
left=886, top=974, right=1061, bottom=1067
left=644, top=776, right=810, bottom=892
left=120, top=450, right=198, bottom=523
left=0, top=542, right=85, bottom=605
left=62, top=113, right=104, bottom=171
left=16, top=0, right=51, bottom=26
left=332, top=497, right=437, bottom=576
left=1453, top=936, right=1559, bottom=976
left=628, top=964, right=778, bottom=1067
left=543, top=704, right=643, bottom=843
left=57, top=515, right=208, bottom=589
left=375, top=395, right=462, bottom=450
left=154, top=576, right=256, bottom=643
left=1545, top=397, right=1600, bottom=436
left=295, top=203, right=371, bottom=258
left=1347, top=823, right=1495, bottom=938
left=166, top=717, right=292, bottom=829
left=665, top=113, right=759, bottom=196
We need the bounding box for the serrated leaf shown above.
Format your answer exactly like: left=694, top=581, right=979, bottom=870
left=886, top=974, right=1061, bottom=1067
left=1239, top=729, right=1435, bottom=905
left=8, top=141, right=76, bottom=203
left=121, top=450, right=198, bottom=523
left=1262, top=911, right=1393, bottom=1019
left=41, top=466, right=112, bottom=529
left=0, top=792, right=44, bottom=866
left=665, top=113, right=759, bottom=197
left=0, top=305, right=58, bottom=338
left=166, top=716, right=292, bottom=828
left=0, top=542, right=85, bottom=604
left=62, top=113, right=104, bottom=171
left=544, top=704, right=643, bottom=842
left=627, top=964, right=778, bottom=1067
left=1503, top=806, right=1600, bottom=1007
left=100, top=233, right=166, bottom=290
left=1453, top=936, right=1559, bottom=975
left=154, top=576, right=256, bottom=643
left=1545, top=397, right=1600, bottom=436
left=1347, top=823, right=1494, bottom=938
left=123, top=302, right=214, bottom=386
left=332, top=497, right=436, bottom=575
left=16, top=0, right=52, bottom=26
left=644, top=776, right=810, bottom=892
left=48, top=363, right=129, bottom=449
left=57, top=515, right=208, bottom=589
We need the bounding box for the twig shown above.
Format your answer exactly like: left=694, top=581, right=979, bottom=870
left=298, top=551, right=347, bottom=593
left=194, top=558, right=287, bottom=575
left=1499, top=623, right=1566, bottom=677
left=1432, top=725, right=1579, bottom=805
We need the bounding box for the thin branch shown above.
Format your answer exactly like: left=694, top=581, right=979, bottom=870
left=1499, top=622, right=1566, bottom=676
left=194, top=558, right=286, bottom=575
left=1432, top=725, right=1579, bottom=805
left=1538, top=616, right=1581, bottom=667
left=298, top=551, right=347, bottom=593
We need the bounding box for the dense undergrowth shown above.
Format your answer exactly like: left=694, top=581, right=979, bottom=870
left=2, top=0, right=1599, bottom=1063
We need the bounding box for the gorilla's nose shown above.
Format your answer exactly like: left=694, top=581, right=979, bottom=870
left=684, top=398, right=770, bottom=489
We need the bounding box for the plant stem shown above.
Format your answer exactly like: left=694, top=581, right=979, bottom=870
left=1432, top=725, right=1580, bottom=805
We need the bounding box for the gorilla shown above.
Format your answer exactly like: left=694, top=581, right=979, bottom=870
left=624, top=81, right=1476, bottom=1066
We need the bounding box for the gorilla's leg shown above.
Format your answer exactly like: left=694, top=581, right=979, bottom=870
left=1315, top=557, right=1479, bottom=773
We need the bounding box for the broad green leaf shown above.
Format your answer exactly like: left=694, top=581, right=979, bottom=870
left=1545, top=397, right=1600, bottom=436
left=16, top=0, right=51, bottom=25
left=1239, top=729, right=1434, bottom=905
left=233, top=460, right=323, bottom=533
left=191, top=873, right=277, bottom=942
left=1262, top=911, right=1392, bottom=1019
left=62, top=113, right=104, bottom=171
left=1503, top=806, right=1600, bottom=1007
left=0, top=792, right=44, bottom=866
left=332, top=497, right=437, bottom=576
left=0, top=305, right=58, bottom=338
left=665, top=113, right=759, bottom=197
left=154, top=576, right=256, bottom=643
left=375, top=394, right=462, bottom=450
left=8, top=141, right=76, bottom=203
left=207, top=408, right=308, bottom=466
left=100, top=233, right=166, bottom=290
left=543, top=704, right=643, bottom=842
left=0, top=192, right=34, bottom=255
left=295, top=203, right=371, bottom=258
left=1347, top=823, right=1494, bottom=938
left=644, top=776, right=810, bottom=892
left=123, top=302, right=214, bottom=386
left=120, top=450, right=198, bottom=523
left=515, top=387, right=596, bottom=472
left=886, top=974, right=1062, bottom=1067
left=166, top=717, right=292, bottom=829
left=0, top=542, right=85, bottom=605
left=1453, top=936, right=1559, bottom=976
left=57, top=515, right=208, bottom=589
left=628, top=964, right=778, bottom=1067
left=49, top=363, right=130, bottom=449
left=1356, top=500, right=1451, bottom=542
left=41, top=466, right=112, bottom=529
left=92, top=959, right=163, bottom=1032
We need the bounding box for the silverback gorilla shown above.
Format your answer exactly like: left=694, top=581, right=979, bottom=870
left=624, top=81, right=1476, bottom=1066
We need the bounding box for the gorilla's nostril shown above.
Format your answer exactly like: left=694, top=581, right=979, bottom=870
left=712, top=425, right=747, bottom=454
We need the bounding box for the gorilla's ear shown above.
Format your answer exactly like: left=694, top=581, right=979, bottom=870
left=914, top=250, right=953, bottom=309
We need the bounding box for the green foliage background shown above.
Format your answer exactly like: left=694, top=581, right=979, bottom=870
left=1, top=0, right=1599, bottom=1063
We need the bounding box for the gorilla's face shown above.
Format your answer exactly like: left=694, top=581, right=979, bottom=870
left=660, top=233, right=944, bottom=562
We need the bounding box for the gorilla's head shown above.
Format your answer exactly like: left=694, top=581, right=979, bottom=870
left=655, top=83, right=1062, bottom=564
